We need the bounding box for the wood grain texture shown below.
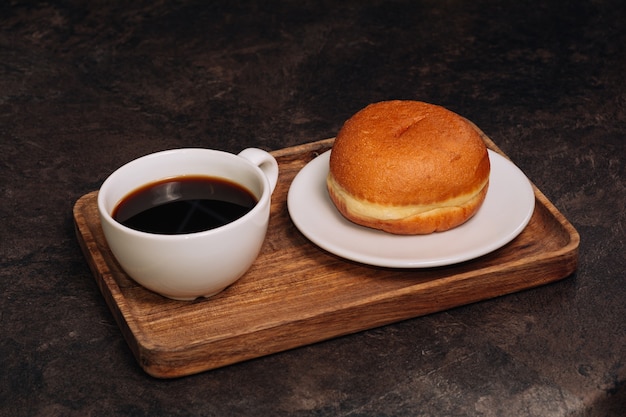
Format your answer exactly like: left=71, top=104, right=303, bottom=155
left=73, top=134, right=579, bottom=378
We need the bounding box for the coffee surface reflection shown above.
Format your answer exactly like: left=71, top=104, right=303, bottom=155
left=112, top=175, right=258, bottom=235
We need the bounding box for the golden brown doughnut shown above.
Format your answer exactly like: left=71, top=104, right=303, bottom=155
left=326, top=100, right=490, bottom=234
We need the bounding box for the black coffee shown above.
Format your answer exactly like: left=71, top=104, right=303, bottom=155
left=112, top=176, right=258, bottom=234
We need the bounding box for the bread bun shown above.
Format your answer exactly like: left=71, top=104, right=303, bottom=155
left=326, top=100, right=490, bottom=234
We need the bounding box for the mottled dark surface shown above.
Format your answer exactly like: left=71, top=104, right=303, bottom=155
left=1, top=1, right=625, bottom=416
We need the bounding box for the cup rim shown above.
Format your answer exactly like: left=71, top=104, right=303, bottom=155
left=97, top=148, right=272, bottom=240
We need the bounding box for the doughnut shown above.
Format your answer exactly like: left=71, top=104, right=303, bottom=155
left=326, top=100, right=490, bottom=234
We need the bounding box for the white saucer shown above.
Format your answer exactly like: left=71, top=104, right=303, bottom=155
left=287, top=150, right=535, bottom=268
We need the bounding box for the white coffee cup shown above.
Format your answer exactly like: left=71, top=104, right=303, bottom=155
left=97, top=148, right=279, bottom=300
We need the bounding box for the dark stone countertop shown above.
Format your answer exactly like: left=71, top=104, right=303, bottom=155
left=1, top=1, right=624, bottom=416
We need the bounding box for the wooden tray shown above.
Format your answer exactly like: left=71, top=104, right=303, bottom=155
left=74, top=134, right=579, bottom=378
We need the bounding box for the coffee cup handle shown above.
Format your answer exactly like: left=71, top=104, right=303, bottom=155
left=238, top=148, right=279, bottom=194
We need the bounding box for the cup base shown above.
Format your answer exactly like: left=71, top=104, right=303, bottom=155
left=161, top=288, right=226, bottom=301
